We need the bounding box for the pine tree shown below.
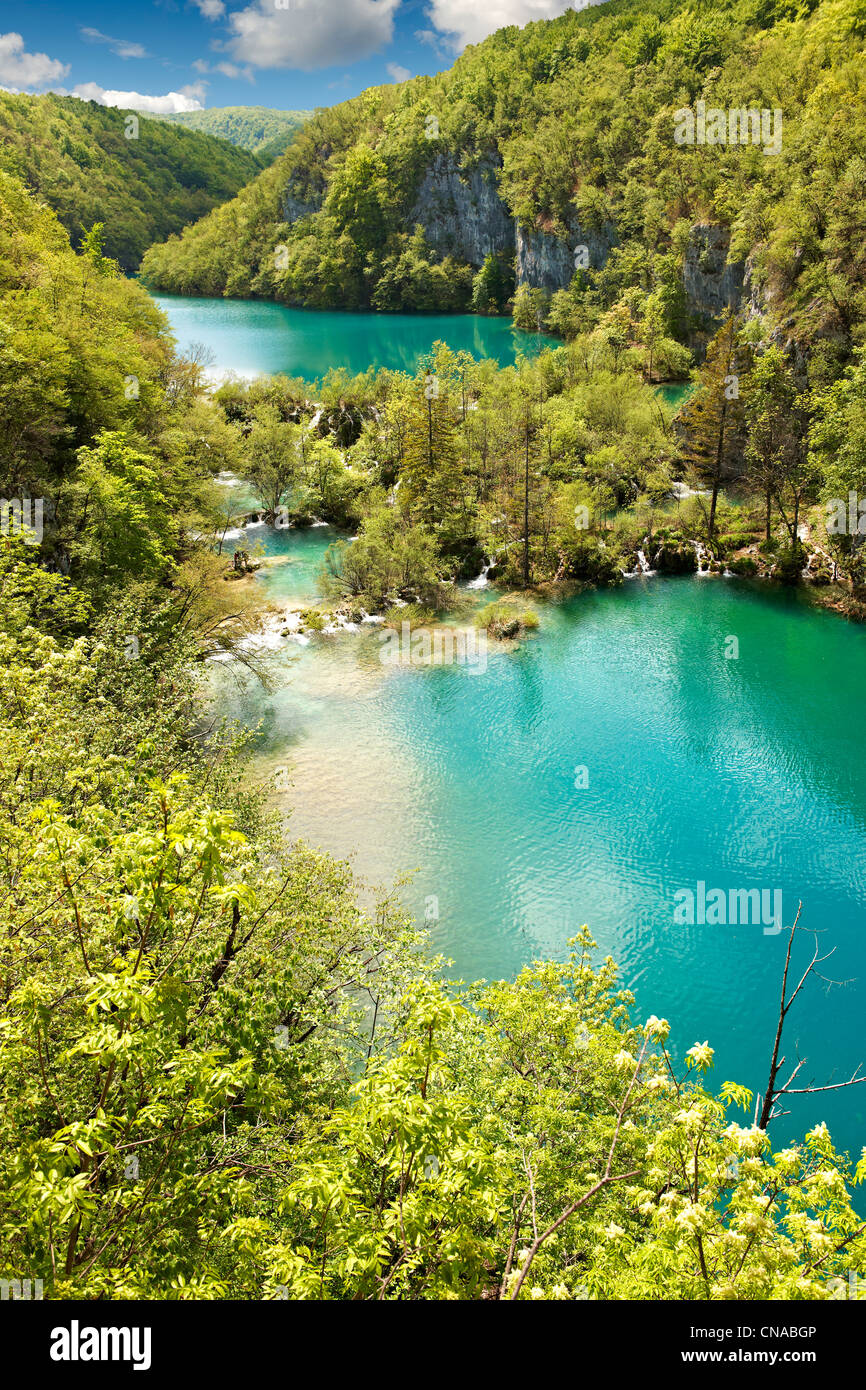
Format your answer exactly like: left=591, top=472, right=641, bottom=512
left=401, top=376, right=464, bottom=528
left=680, top=316, right=746, bottom=538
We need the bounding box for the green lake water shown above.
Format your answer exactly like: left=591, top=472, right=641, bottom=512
left=183, top=296, right=866, bottom=1164
left=656, top=380, right=694, bottom=411
left=210, top=520, right=866, bottom=1162
left=154, top=294, right=546, bottom=380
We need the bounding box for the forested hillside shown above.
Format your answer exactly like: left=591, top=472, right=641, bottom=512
left=140, top=0, right=865, bottom=364
left=144, top=105, right=309, bottom=159
left=4, top=0, right=866, bottom=1304
left=0, top=92, right=262, bottom=270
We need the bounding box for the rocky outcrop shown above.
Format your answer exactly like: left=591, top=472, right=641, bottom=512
left=279, top=148, right=748, bottom=326
left=516, top=221, right=617, bottom=292
left=281, top=178, right=323, bottom=225
left=409, top=153, right=513, bottom=266
left=412, top=148, right=620, bottom=290
left=683, top=224, right=744, bottom=315
left=652, top=541, right=698, bottom=575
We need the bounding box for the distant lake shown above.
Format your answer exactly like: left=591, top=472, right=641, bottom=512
left=152, top=294, right=547, bottom=380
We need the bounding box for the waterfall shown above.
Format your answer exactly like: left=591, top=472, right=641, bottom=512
left=693, top=541, right=711, bottom=574
left=466, top=540, right=520, bottom=589
left=623, top=548, right=656, bottom=579
left=467, top=562, right=492, bottom=590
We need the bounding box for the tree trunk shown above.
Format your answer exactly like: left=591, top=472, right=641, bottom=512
left=708, top=481, right=720, bottom=540
left=709, top=397, right=728, bottom=539
left=523, top=422, right=530, bottom=589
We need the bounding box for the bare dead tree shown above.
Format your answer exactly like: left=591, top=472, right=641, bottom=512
left=756, top=903, right=866, bottom=1129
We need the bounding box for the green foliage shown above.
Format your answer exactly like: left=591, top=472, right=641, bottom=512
left=744, top=345, right=818, bottom=547
left=811, top=348, right=866, bottom=502
left=0, top=93, right=261, bottom=271
left=557, top=534, right=624, bottom=586
left=246, top=406, right=301, bottom=519
left=680, top=317, right=748, bottom=535
left=72, top=432, right=177, bottom=589
left=513, top=285, right=550, bottom=332
left=373, top=227, right=474, bottom=312
left=138, top=0, right=866, bottom=358
left=472, top=253, right=515, bottom=313
left=143, top=106, right=309, bottom=158
left=477, top=601, right=540, bottom=638
left=0, top=170, right=253, bottom=599
left=3, top=19, right=866, bottom=1304
left=322, top=508, right=446, bottom=610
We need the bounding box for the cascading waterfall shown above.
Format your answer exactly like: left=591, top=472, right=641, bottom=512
left=466, top=539, right=522, bottom=589
left=693, top=540, right=711, bottom=574
left=624, top=548, right=656, bottom=578
left=467, top=562, right=492, bottom=590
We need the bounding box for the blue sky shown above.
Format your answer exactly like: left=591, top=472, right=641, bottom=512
left=0, top=1, right=589, bottom=115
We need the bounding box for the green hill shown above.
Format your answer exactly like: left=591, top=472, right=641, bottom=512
left=143, top=105, right=309, bottom=158
left=0, top=92, right=263, bottom=271
left=139, top=0, right=865, bottom=359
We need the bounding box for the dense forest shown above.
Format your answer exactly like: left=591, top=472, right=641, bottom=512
left=3, top=0, right=866, bottom=1304
left=3, top=140, right=866, bottom=1297
left=140, top=0, right=865, bottom=361
left=144, top=106, right=309, bottom=160
left=137, top=0, right=866, bottom=613
left=0, top=93, right=262, bottom=270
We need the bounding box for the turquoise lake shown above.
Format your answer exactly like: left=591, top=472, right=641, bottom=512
left=154, top=294, right=547, bottom=379
left=211, top=520, right=866, bottom=1163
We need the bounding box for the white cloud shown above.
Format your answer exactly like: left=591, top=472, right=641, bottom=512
left=386, top=62, right=411, bottom=82
left=415, top=28, right=450, bottom=54
left=226, top=0, right=400, bottom=71
left=191, top=58, right=253, bottom=80
left=71, top=82, right=206, bottom=113
left=80, top=28, right=148, bottom=60
left=0, top=32, right=69, bottom=89
left=426, top=0, right=595, bottom=51
left=191, top=0, right=227, bottom=17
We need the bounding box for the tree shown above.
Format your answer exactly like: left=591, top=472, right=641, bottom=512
left=513, top=284, right=550, bottom=333
left=72, top=432, right=176, bottom=589
left=810, top=347, right=866, bottom=574
left=322, top=507, right=444, bottom=608
left=471, top=253, right=514, bottom=313
left=680, top=316, right=746, bottom=539
left=756, top=906, right=866, bottom=1131
left=401, top=351, right=466, bottom=528
left=323, top=144, right=391, bottom=259
left=745, top=348, right=816, bottom=549
left=247, top=404, right=300, bottom=519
